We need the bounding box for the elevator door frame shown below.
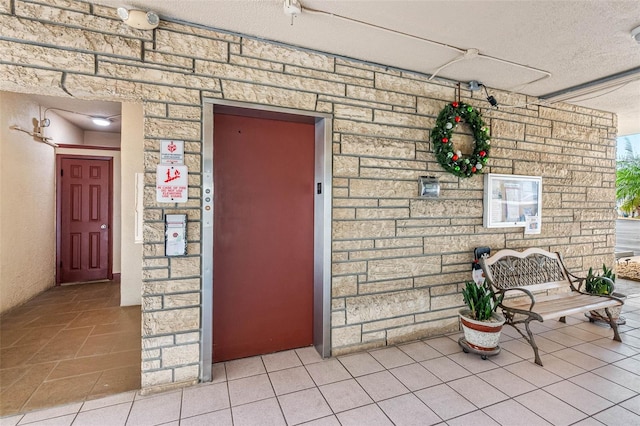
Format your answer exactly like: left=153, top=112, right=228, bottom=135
left=200, top=99, right=332, bottom=382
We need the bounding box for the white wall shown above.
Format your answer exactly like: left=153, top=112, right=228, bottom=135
left=0, top=91, right=56, bottom=313
left=119, top=103, right=143, bottom=306
left=43, top=110, right=84, bottom=145
left=84, top=131, right=121, bottom=147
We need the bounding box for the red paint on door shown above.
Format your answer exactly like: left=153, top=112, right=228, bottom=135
left=58, top=157, right=111, bottom=283
left=213, top=112, right=315, bottom=362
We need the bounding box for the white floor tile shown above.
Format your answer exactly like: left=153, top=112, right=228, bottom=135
left=305, top=359, right=351, bottom=386
left=72, top=402, right=131, bottom=426
left=414, top=383, right=475, bottom=420
left=318, top=379, right=372, bottom=413
left=338, top=353, right=384, bottom=377
left=378, top=393, right=441, bottom=426
left=126, top=391, right=182, bottom=426
left=231, top=398, right=285, bottom=426
left=389, top=363, right=441, bottom=392
left=269, top=366, right=315, bottom=396
left=356, top=370, right=409, bottom=402
left=336, top=404, right=393, bottom=426
left=262, top=350, right=302, bottom=373
left=180, top=409, right=232, bottom=426
left=181, top=382, right=229, bottom=418
left=278, top=388, right=332, bottom=425
left=228, top=374, right=274, bottom=406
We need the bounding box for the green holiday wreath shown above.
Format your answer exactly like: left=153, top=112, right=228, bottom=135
left=431, top=101, right=490, bottom=178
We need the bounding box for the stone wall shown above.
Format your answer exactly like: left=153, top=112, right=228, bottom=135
left=0, top=0, right=617, bottom=391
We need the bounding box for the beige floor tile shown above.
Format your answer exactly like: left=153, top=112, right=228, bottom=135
left=592, top=364, right=640, bottom=393
left=537, top=354, right=588, bottom=379
left=69, top=402, right=131, bottom=426
left=299, top=415, right=340, bottom=426
left=10, top=325, right=66, bottom=349
left=538, top=329, right=586, bottom=347
left=614, top=356, right=640, bottom=374
left=336, top=404, right=393, bottom=426
left=420, top=357, right=471, bottom=382
left=224, top=356, right=265, bottom=381
left=269, top=365, right=315, bottom=395
left=448, top=375, right=509, bottom=408
left=423, top=336, right=460, bottom=355
left=482, top=399, right=551, bottom=425
left=552, top=347, right=608, bottom=370
left=621, top=394, right=640, bottom=415
left=397, top=341, right=441, bottom=362
left=231, top=397, right=285, bottom=426
left=368, top=347, right=414, bottom=369
left=555, top=325, right=603, bottom=342
left=295, top=346, right=323, bottom=365
left=415, top=383, right=475, bottom=420
left=127, top=391, right=182, bottom=426
left=477, top=367, right=537, bottom=397
left=570, top=371, right=636, bottom=403
left=305, top=359, right=351, bottom=386
left=447, top=351, right=500, bottom=374
left=262, top=349, right=302, bottom=372
left=378, top=393, right=441, bottom=426
left=515, top=389, right=588, bottom=425
left=338, top=352, right=384, bottom=377
left=278, top=388, right=332, bottom=425
left=504, top=360, right=563, bottom=387
left=77, top=332, right=140, bottom=357
left=594, top=406, right=640, bottom=426
left=499, top=338, right=542, bottom=360
left=544, top=380, right=613, bottom=416
left=356, top=370, right=409, bottom=402
left=211, top=363, right=227, bottom=383
left=319, top=378, right=372, bottom=413
left=228, top=373, right=274, bottom=406
left=18, top=402, right=82, bottom=424
left=80, top=390, right=136, bottom=411
left=389, top=363, right=441, bottom=392
left=446, top=410, right=500, bottom=426
left=590, top=337, right=639, bottom=356
left=180, top=409, right=232, bottom=426
left=181, top=382, right=229, bottom=418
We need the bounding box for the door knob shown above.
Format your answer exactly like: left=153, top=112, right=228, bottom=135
left=101, top=224, right=108, bottom=229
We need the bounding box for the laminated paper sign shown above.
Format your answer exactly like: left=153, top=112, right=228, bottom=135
left=156, top=165, right=188, bottom=203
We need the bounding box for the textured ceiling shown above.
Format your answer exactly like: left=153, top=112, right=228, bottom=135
left=84, top=0, right=640, bottom=135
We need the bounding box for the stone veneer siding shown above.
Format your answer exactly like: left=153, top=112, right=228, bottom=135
left=0, top=0, right=618, bottom=392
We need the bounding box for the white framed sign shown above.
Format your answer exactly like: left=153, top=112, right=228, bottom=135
left=483, top=173, right=542, bottom=229
left=156, top=165, right=188, bottom=203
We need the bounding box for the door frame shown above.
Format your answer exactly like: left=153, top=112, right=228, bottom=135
left=55, top=154, right=114, bottom=285
left=200, top=99, right=332, bottom=382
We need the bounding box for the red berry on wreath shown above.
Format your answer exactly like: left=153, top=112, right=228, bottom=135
left=452, top=154, right=459, bottom=161
left=452, top=101, right=459, bottom=107
left=442, top=137, right=449, bottom=143
left=479, top=150, right=486, bottom=157
left=455, top=116, right=461, bottom=123
left=472, top=167, right=477, bottom=173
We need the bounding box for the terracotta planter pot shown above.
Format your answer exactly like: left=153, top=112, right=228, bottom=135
left=459, top=309, right=505, bottom=352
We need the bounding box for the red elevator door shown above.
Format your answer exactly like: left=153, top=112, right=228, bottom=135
left=213, top=112, right=315, bottom=362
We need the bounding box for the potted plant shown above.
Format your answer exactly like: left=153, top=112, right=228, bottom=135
left=584, top=264, right=627, bottom=324
left=458, top=281, right=505, bottom=358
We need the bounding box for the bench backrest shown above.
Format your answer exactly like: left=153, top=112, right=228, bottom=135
left=479, top=248, right=572, bottom=293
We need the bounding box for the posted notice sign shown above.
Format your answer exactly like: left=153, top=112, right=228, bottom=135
left=156, top=165, right=188, bottom=203
left=160, top=140, right=184, bottom=165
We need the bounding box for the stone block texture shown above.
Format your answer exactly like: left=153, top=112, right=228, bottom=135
left=0, top=0, right=617, bottom=391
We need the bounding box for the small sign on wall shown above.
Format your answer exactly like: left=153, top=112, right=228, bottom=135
left=160, top=140, right=184, bottom=165
left=156, top=165, right=188, bottom=203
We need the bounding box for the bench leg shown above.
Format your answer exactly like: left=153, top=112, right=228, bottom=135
left=559, top=316, right=566, bottom=323
left=604, top=307, right=622, bottom=342
left=524, top=318, right=543, bottom=366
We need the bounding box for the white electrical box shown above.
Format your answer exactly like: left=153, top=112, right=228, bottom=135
left=165, top=214, right=187, bottom=256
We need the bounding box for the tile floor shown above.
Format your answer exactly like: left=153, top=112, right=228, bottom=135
left=4, top=282, right=640, bottom=425
left=0, top=280, right=141, bottom=417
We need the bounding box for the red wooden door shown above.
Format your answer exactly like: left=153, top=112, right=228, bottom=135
left=213, top=112, right=314, bottom=362
left=58, top=157, right=111, bottom=283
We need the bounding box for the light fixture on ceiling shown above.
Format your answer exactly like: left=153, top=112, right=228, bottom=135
left=92, top=117, right=112, bottom=127
left=468, top=80, right=481, bottom=91
left=539, top=66, right=640, bottom=103
left=116, top=7, right=160, bottom=30
left=283, top=0, right=302, bottom=16
left=632, top=25, right=640, bottom=43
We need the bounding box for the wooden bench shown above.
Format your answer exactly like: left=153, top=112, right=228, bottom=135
left=479, top=248, right=624, bottom=366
